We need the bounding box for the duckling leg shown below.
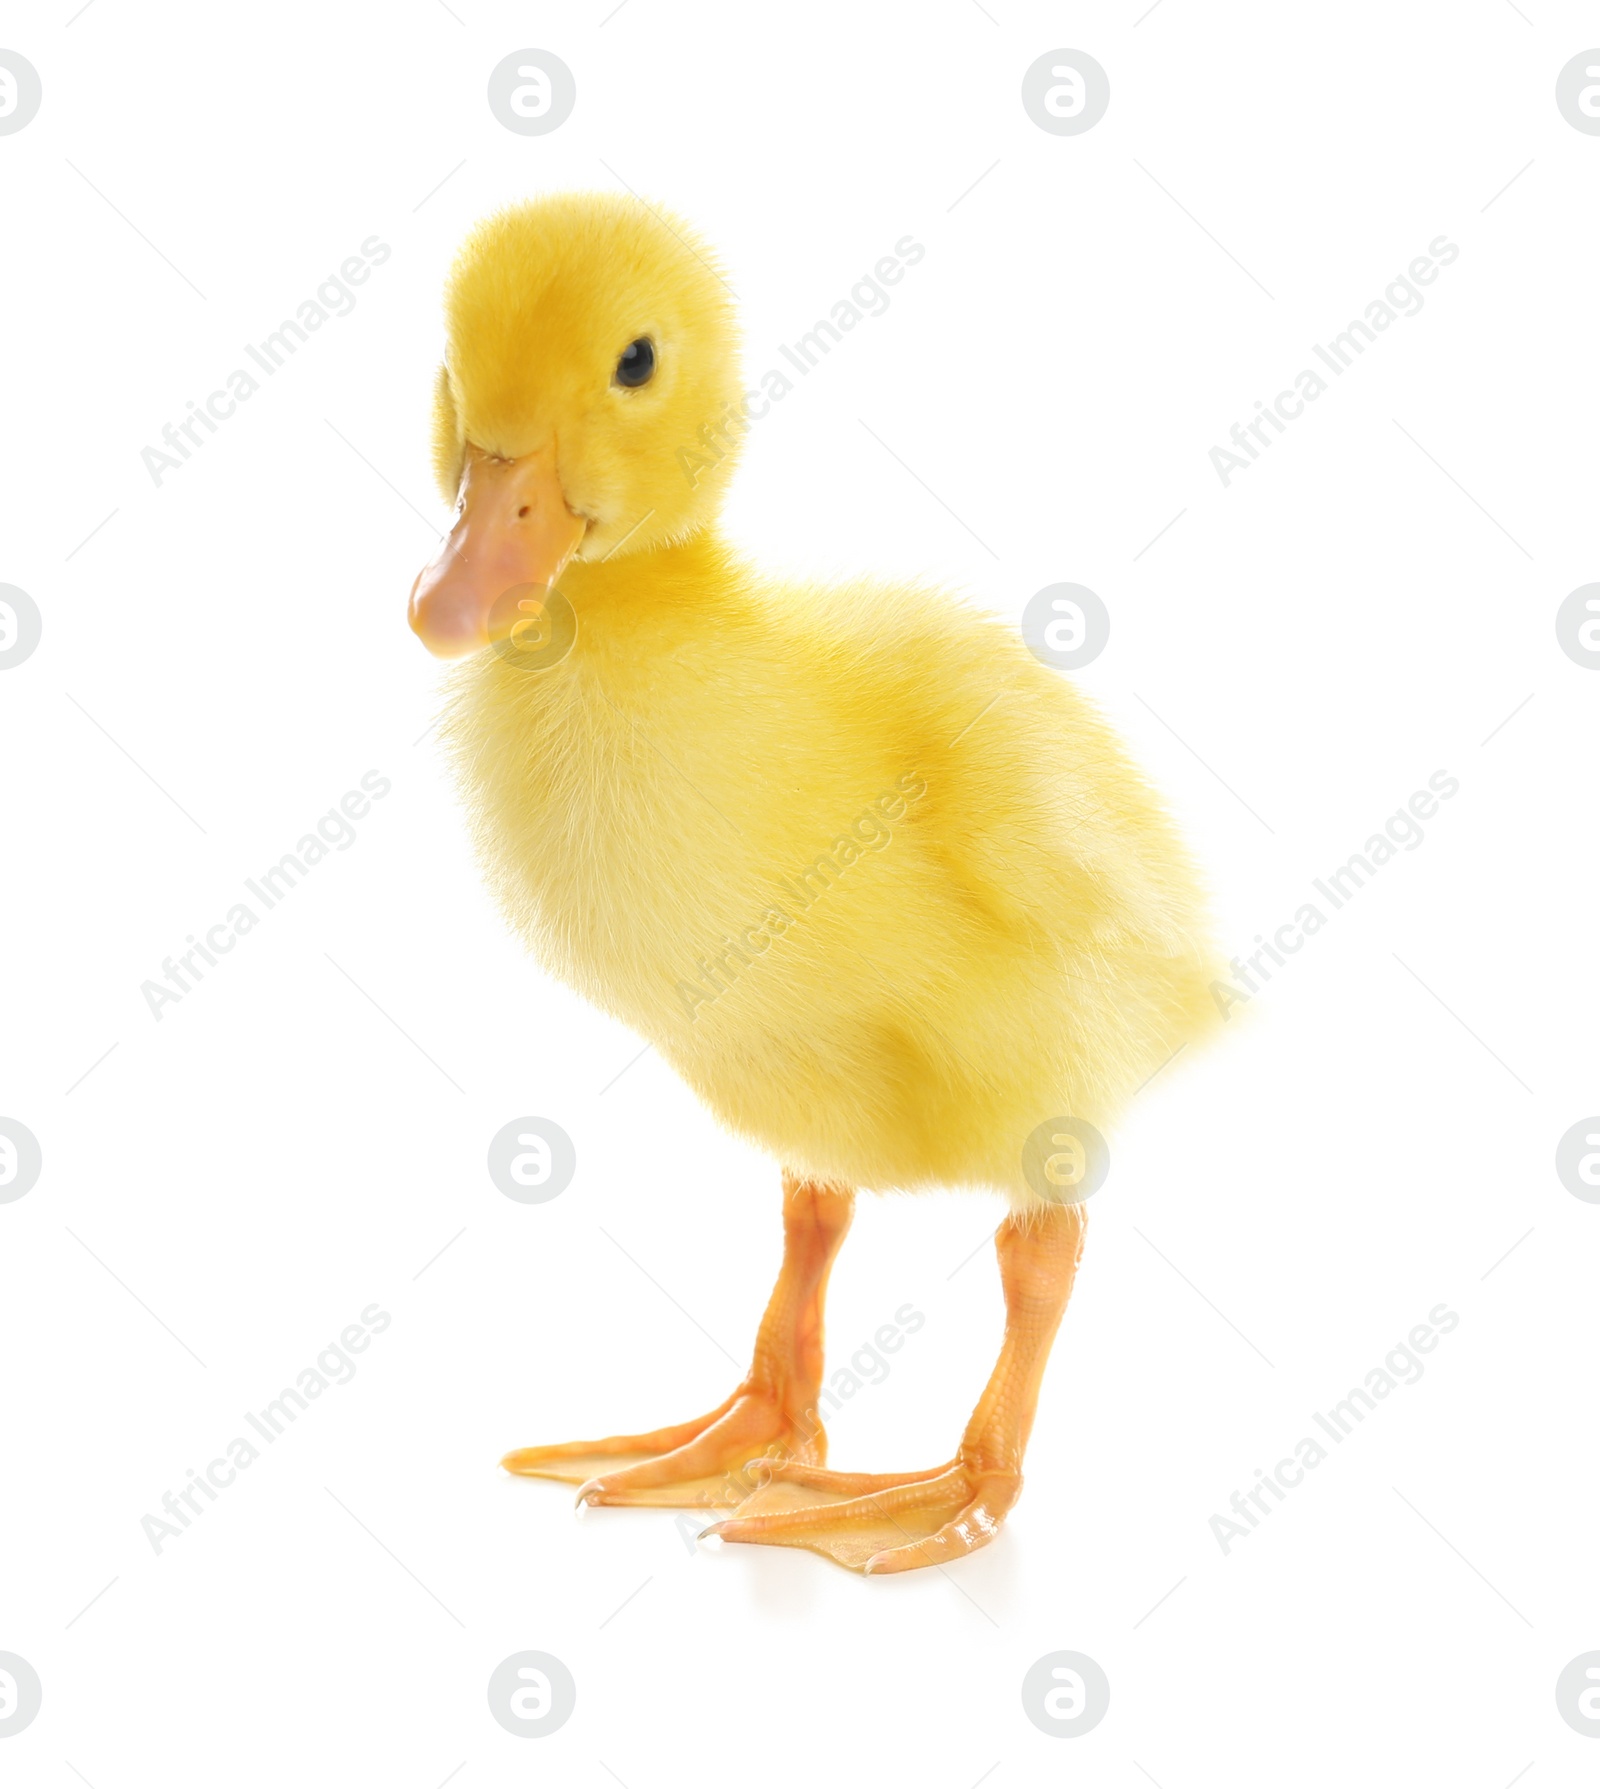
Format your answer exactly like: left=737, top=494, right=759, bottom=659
left=704, top=1200, right=1086, bottom=1572
left=501, top=1171, right=853, bottom=1510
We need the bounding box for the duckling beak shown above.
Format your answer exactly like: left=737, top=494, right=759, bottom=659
left=408, top=444, right=588, bottom=658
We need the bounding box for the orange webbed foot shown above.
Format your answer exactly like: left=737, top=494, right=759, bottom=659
left=702, top=1455, right=1023, bottom=1574
left=503, top=1174, right=854, bottom=1512
left=501, top=1388, right=825, bottom=1511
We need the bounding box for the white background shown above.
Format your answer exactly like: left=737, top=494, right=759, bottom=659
left=2, top=2, right=1597, bottom=1783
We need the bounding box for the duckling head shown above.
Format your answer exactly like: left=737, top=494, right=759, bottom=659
left=409, top=191, right=741, bottom=656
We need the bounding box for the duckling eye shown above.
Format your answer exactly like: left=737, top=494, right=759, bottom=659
left=614, top=337, right=655, bottom=388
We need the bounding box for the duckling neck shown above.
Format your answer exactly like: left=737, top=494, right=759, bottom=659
left=559, top=526, right=741, bottom=633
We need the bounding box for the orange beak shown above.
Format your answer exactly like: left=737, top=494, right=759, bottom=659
left=408, top=444, right=588, bottom=658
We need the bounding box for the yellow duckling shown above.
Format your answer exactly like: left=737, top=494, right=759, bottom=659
left=409, top=192, right=1222, bottom=1574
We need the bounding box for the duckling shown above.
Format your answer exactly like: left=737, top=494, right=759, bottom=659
left=409, top=193, right=1222, bottom=1573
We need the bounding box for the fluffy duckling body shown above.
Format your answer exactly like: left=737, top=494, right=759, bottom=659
left=410, top=194, right=1221, bottom=1572
left=446, top=538, right=1217, bottom=1204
